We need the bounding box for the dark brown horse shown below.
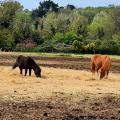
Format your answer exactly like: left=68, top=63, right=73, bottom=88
left=13, top=55, right=41, bottom=77
left=91, top=54, right=111, bottom=79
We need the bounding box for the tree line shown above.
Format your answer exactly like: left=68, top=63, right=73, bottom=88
left=0, top=0, right=120, bottom=54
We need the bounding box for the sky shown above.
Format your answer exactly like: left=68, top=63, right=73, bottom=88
left=16, top=0, right=120, bottom=10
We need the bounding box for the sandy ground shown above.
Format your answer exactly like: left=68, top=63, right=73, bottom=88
left=0, top=66, right=120, bottom=102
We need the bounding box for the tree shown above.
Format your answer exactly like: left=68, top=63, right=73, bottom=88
left=81, top=7, right=98, bottom=24
left=0, top=29, right=14, bottom=49
left=13, top=10, right=32, bottom=43
left=64, top=31, right=78, bottom=44
left=106, top=6, right=120, bottom=32
left=34, top=20, right=39, bottom=30
left=99, top=40, right=119, bottom=54
left=55, top=13, right=71, bottom=33
left=0, top=0, right=23, bottom=29
left=41, top=12, right=57, bottom=38
left=112, top=34, right=120, bottom=43
left=70, top=15, right=88, bottom=37
left=97, top=27, right=105, bottom=39
left=32, top=0, right=59, bottom=19
left=32, top=31, right=44, bottom=45
left=67, top=4, right=75, bottom=10
left=89, top=11, right=115, bottom=39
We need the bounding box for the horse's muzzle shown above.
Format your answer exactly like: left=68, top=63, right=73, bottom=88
left=36, top=74, right=41, bottom=78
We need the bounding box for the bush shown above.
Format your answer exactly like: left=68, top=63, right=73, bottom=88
left=64, top=31, right=78, bottom=44
left=32, top=31, right=44, bottom=44
left=52, top=32, right=64, bottom=43
left=52, top=32, right=78, bottom=45
left=54, top=43, right=73, bottom=53
left=98, top=40, right=119, bottom=54
left=72, top=40, right=84, bottom=53
left=34, top=42, right=73, bottom=53
left=34, top=40, right=55, bottom=52
left=14, top=39, right=37, bottom=52
left=0, top=29, right=14, bottom=49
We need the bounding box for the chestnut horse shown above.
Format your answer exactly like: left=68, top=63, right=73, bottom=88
left=91, top=54, right=111, bottom=79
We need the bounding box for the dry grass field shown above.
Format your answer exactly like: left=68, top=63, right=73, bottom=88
left=0, top=66, right=120, bottom=102
left=0, top=52, right=120, bottom=119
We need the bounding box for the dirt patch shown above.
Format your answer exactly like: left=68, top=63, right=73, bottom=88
left=1, top=94, right=120, bottom=120
left=0, top=53, right=120, bottom=73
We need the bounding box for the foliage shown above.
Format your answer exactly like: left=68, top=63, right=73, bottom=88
left=32, top=0, right=58, bottom=19
left=66, top=4, right=76, bottom=10
left=0, top=29, right=14, bottom=48
left=52, top=32, right=64, bottom=43
left=31, top=31, right=44, bottom=44
left=72, top=40, right=83, bottom=52
left=99, top=40, right=119, bottom=54
left=0, top=0, right=120, bottom=54
left=64, top=31, right=78, bottom=44
left=70, top=15, right=88, bottom=37
left=89, top=11, right=115, bottom=39
left=0, top=0, right=22, bottom=29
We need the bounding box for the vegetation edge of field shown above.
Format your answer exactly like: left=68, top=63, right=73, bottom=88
left=2, top=52, right=120, bottom=60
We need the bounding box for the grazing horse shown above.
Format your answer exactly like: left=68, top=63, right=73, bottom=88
left=91, top=54, right=111, bottom=79
left=12, top=55, right=41, bottom=77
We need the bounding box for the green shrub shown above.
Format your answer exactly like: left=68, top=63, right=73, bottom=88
left=64, top=31, right=78, bottom=44
left=0, top=29, right=14, bottom=49
left=52, top=32, right=64, bottom=43
left=32, top=31, right=44, bottom=44
left=72, top=40, right=84, bottom=52
left=54, top=43, right=73, bottom=53
left=98, top=40, right=119, bottom=54
left=34, top=40, right=55, bottom=52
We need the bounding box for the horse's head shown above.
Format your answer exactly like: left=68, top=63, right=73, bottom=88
left=100, top=68, right=105, bottom=80
left=34, top=66, right=41, bottom=77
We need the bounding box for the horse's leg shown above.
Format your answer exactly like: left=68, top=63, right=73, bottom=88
left=19, top=67, right=22, bottom=74
left=96, top=66, right=101, bottom=79
left=91, top=63, right=95, bottom=79
left=20, top=68, right=22, bottom=74
left=92, top=71, right=95, bottom=78
left=25, top=68, right=28, bottom=76
left=29, top=69, right=31, bottom=76
left=96, top=67, right=99, bottom=75
left=106, top=71, right=109, bottom=79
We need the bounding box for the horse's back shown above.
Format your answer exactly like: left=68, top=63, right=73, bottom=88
left=16, top=55, right=35, bottom=68
left=91, top=54, right=102, bottom=66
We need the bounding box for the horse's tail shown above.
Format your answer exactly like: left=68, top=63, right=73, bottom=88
left=12, top=62, right=18, bottom=69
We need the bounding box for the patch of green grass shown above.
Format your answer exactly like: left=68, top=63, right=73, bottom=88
left=109, top=55, right=120, bottom=60
left=14, top=52, right=85, bottom=58
left=12, top=52, right=120, bottom=60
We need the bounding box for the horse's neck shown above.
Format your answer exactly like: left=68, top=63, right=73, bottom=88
left=32, top=64, right=37, bottom=70
left=101, top=59, right=109, bottom=70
